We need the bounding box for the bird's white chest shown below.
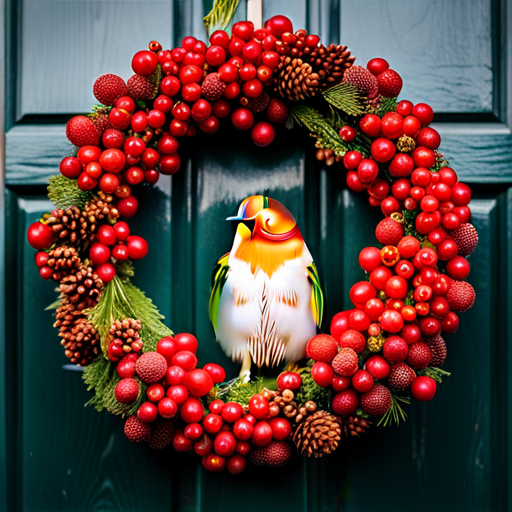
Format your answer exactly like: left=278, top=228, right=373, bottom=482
left=215, top=254, right=317, bottom=365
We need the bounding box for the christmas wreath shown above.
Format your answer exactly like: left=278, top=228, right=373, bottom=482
left=26, top=3, right=477, bottom=474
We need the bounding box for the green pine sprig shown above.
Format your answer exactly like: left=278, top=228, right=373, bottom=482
left=322, top=83, right=366, bottom=116
left=402, top=208, right=422, bottom=240
left=291, top=105, right=349, bottom=157
left=377, top=392, right=410, bottom=427
left=212, top=376, right=277, bottom=406
left=86, top=275, right=173, bottom=355
left=378, top=97, right=398, bottom=116
left=203, top=0, right=240, bottom=36
left=48, top=174, right=93, bottom=210
left=83, top=356, right=146, bottom=417
left=418, top=366, right=451, bottom=383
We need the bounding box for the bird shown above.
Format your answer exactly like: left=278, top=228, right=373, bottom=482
left=209, top=195, right=323, bottom=380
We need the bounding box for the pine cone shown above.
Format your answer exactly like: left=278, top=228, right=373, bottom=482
left=45, top=206, right=82, bottom=246
left=309, top=44, right=356, bottom=89
left=397, top=135, right=416, bottom=153
left=57, top=264, right=103, bottom=309
left=45, top=192, right=118, bottom=251
left=46, top=246, right=81, bottom=281
left=293, top=410, right=342, bottom=457
left=343, top=416, right=372, bottom=437
left=54, top=300, right=100, bottom=366
left=274, top=57, right=320, bottom=101
left=108, top=318, right=143, bottom=354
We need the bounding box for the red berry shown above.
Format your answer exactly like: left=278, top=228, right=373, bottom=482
left=411, top=376, right=437, bottom=401
left=332, top=389, right=359, bottom=415
left=367, top=57, right=389, bottom=75
left=352, top=369, right=374, bottom=392
left=383, top=335, right=409, bottom=363
left=27, top=222, right=54, bottom=250
left=311, top=362, right=335, bottom=387
left=251, top=121, right=275, bottom=147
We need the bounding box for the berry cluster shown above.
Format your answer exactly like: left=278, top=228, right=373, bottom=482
left=118, top=332, right=298, bottom=473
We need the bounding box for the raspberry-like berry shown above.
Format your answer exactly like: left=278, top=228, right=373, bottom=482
left=344, top=65, right=379, bottom=99
left=406, top=341, right=432, bottom=369
left=266, top=98, right=289, bottom=124
left=425, top=335, right=447, bottom=367
left=377, top=69, right=403, bottom=98
left=93, top=74, right=128, bottom=106
left=375, top=217, right=404, bottom=246
left=201, top=73, right=226, bottom=101
left=250, top=441, right=292, bottom=467
left=450, top=223, right=478, bottom=256
left=388, top=362, right=416, bottom=391
left=332, top=347, right=359, bottom=377
left=65, top=115, right=101, bottom=147
left=360, top=384, right=392, bottom=416
left=147, top=419, right=175, bottom=450
left=135, top=352, right=168, bottom=384
left=127, top=74, right=157, bottom=100
left=114, top=378, right=140, bottom=404
left=124, top=415, right=152, bottom=443
left=306, top=334, right=339, bottom=363
left=446, top=280, right=475, bottom=312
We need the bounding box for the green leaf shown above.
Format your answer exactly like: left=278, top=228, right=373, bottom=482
left=48, top=174, right=93, bottom=210
left=322, top=83, right=366, bottom=116
left=203, top=0, right=240, bottom=36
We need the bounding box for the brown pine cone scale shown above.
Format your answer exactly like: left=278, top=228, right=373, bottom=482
left=293, top=410, right=342, bottom=457
left=274, top=57, right=320, bottom=101
left=309, top=44, right=356, bottom=89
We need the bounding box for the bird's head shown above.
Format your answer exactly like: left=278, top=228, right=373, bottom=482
left=227, top=195, right=298, bottom=241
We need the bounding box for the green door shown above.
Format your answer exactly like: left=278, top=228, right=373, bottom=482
left=2, top=0, right=512, bottom=510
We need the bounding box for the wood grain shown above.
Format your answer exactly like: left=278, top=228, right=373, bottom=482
left=340, top=0, right=494, bottom=114
left=20, top=0, right=173, bottom=118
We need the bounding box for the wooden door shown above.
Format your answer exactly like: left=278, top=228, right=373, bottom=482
left=2, top=0, right=511, bottom=510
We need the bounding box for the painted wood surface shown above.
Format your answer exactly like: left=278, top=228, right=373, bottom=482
left=2, top=0, right=512, bottom=511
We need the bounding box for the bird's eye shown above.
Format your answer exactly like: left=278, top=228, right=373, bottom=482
left=241, top=219, right=255, bottom=232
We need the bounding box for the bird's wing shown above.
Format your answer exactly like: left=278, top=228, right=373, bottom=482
left=307, top=262, right=324, bottom=328
left=209, top=252, right=230, bottom=332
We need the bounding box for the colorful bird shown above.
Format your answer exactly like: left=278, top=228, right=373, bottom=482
left=209, top=195, right=323, bottom=379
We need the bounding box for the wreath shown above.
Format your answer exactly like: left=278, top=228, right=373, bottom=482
left=26, top=3, right=477, bottom=474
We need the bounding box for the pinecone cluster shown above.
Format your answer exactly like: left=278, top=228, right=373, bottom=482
left=54, top=300, right=100, bottom=365
left=293, top=410, right=342, bottom=457
left=46, top=246, right=81, bottom=281
left=308, top=44, right=356, bottom=89
left=44, top=192, right=119, bottom=251
left=108, top=318, right=143, bottom=354
left=57, top=264, right=103, bottom=309
left=273, top=57, right=320, bottom=101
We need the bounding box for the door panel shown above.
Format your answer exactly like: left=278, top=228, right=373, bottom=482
left=3, top=0, right=512, bottom=511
